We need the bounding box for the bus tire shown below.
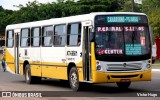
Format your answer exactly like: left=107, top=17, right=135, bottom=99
left=116, top=82, right=131, bottom=89
left=69, top=67, right=80, bottom=91
left=25, top=64, right=41, bottom=84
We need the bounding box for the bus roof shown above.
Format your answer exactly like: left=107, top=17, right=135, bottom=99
left=6, top=12, right=147, bottom=30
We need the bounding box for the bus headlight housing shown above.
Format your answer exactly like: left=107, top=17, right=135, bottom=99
left=96, top=61, right=102, bottom=71
left=145, top=64, right=151, bottom=69
left=96, top=65, right=102, bottom=70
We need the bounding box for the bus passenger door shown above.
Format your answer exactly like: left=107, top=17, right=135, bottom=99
left=14, top=32, right=20, bottom=74
left=83, top=26, right=92, bottom=81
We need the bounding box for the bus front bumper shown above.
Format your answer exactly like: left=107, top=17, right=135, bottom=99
left=92, top=69, right=151, bottom=83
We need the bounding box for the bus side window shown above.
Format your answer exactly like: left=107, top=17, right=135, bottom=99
left=54, top=24, right=66, bottom=46
left=6, top=30, right=14, bottom=48
left=77, top=37, right=81, bottom=46
left=21, top=28, right=30, bottom=47
left=27, top=38, right=31, bottom=46
left=42, top=26, right=53, bottom=47
left=31, top=27, right=41, bottom=47
left=67, top=23, right=81, bottom=46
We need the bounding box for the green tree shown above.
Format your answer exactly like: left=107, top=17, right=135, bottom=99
left=120, top=0, right=142, bottom=12
left=148, top=8, right=160, bottom=37
left=0, top=0, right=126, bottom=35
left=141, top=0, right=160, bottom=36
left=0, top=6, right=13, bottom=35
left=120, top=0, right=160, bottom=36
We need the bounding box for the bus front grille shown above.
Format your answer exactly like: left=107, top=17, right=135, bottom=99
left=107, top=63, right=142, bottom=71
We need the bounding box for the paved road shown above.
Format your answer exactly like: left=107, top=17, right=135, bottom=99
left=0, top=64, right=160, bottom=100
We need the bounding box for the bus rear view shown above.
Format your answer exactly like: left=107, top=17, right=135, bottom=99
left=92, top=13, right=151, bottom=88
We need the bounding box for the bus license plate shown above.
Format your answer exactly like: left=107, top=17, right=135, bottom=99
left=120, top=79, right=130, bottom=82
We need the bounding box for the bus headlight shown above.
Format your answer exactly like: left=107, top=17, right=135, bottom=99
left=97, top=65, right=101, bottom=70
left=145, top=64, right=151, bottom=69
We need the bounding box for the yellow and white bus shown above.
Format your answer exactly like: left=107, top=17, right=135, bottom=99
left=5, top=12, right=152, bottom=91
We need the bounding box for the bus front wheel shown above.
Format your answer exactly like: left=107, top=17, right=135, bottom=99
left=25, top=64, right=41, bottom=84
left=116, top=82, right=131, bottom=89
left=69, top=67, right=80, bottom=91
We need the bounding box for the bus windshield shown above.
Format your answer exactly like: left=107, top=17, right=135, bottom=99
left=95, top=26, right=150, bottom=60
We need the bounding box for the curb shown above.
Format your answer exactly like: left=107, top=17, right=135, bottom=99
left=152, top=64, right=160, bottom=66
left=152, top=69, right=160, bottom=72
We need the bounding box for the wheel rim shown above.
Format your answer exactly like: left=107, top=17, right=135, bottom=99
left=26, top=69, right=30, bottom=81
left=70, top=72, right=78, bottom=88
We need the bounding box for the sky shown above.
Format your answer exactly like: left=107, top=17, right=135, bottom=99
left=0, top=0, right=56, bottom=10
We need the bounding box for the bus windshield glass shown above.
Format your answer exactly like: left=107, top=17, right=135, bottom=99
left=95, top=26, right=150, bottom=56
left=95, top=15, right=151, bottom=61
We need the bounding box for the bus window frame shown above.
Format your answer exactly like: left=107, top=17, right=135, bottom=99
left=31, top=27, right=41, bottom=47
left=20, top=28, right=31, bottom=48
left=42, top=25, right=54, bottom=47
left=94, top=15, right=151, bottom=62
left=6, top=30, right=14, bottom=48
left=53, top=24, right=66, bottom=47
left=67, top=22, right=82, bottom=47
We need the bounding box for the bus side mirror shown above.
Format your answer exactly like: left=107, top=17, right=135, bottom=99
left=90, top=32, right=95, bottom=42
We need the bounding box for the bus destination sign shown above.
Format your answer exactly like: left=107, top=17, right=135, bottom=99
left=106, top=16, right=140, bottom=23
left=95, top=15, right=148, bottom=25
